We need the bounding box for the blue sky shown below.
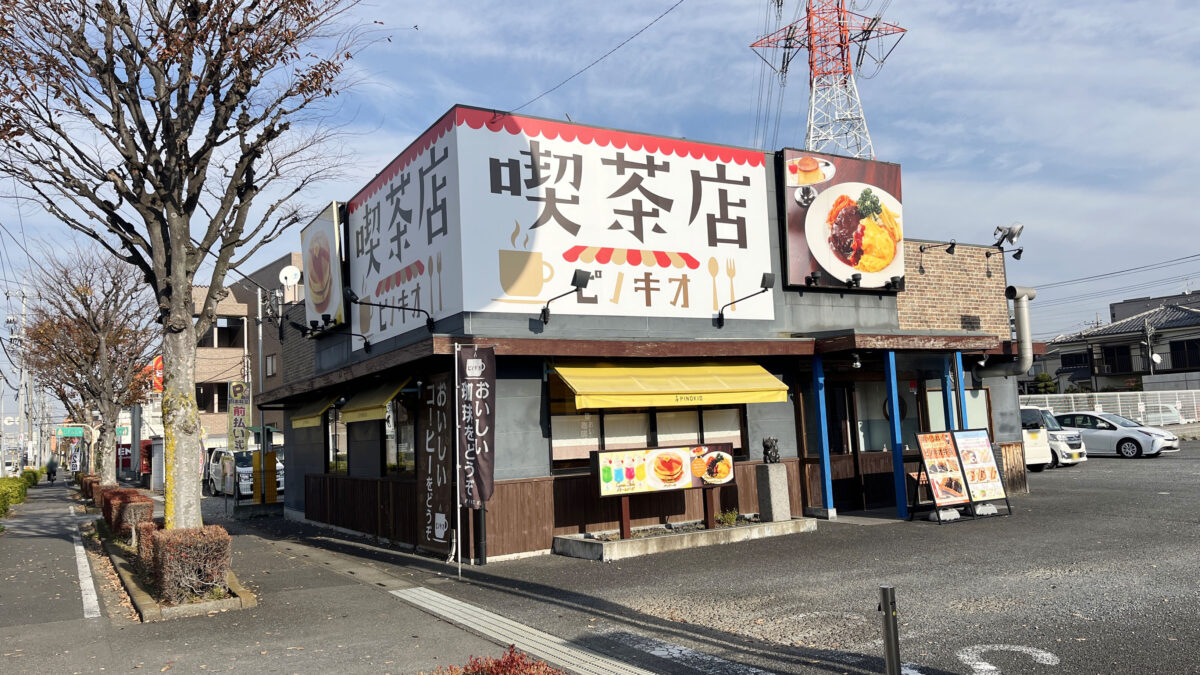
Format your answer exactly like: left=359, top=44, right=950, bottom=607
left=3, top=0, right=1200, bottom=367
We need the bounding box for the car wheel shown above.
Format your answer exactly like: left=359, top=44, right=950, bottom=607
left=1028, top=463, right=1046, bottom=472
left=1117, top=438, right=1142, bottom=458
left=1049, top=451, right=1060, bottom=469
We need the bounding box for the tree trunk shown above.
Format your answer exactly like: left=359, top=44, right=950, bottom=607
left=97, top=403, right=119, bottom=487
left=161, top=326, right=204, bottom=529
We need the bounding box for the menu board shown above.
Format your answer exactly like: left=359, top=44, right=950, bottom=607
left=952, top=429, right=1007, bottom=502
left=595, top=444, right=734, bottom=497
left=914, top=432, right=969, bottom=507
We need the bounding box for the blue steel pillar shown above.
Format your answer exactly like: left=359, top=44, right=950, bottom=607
left=955, top=351, right=970, bottom=428
left=813, top=356, right=835, bottom=516
left=941, top=356, right=957, bottom=431
left=884, top=351, right=908, bottom=519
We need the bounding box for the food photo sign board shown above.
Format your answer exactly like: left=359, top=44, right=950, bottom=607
left=345, top=106, right=774, bottom=351
left=780, top=149, right=904, bottom=290
left=952, top=429, right=1007, bottom=502
left=594, top=443, right=735, bottom=497
left=301, top=202, right=345, bottom=327
left=914, top=432, right=969, bottom=507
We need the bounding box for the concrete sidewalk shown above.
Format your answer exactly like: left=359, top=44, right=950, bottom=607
left=0, top=481, right=505, bottom=674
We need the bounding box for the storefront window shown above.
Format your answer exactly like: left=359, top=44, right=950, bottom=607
left=385, top=397, right=416, bottom=477
left=701, top=408, right=743, bottom=450
left=603, top=413, right=651, bottom=450
left=657, top=410, right=700, bottom=446
left=327, top=409, right=348, bottom=474
left=551, top=414, right=601, bottom=461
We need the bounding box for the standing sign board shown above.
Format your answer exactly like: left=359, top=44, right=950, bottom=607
left=227, top=381, right=252, bottom=453
left=418, top=374, right=454, bottom=555
left=914, top=432, right=969, bottom=507
left=455, top=345, right=495, bottom=509
left=952, top=429, right=1007, bottom=502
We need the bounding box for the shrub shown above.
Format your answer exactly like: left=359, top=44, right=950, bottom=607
left=21, top=469, right=39, bottom=488
left=135, top=520, right=163, bottom=571
left=103, top=489, right=154, bottom=537
left=80, top=475, right=100, bottom=499
left=152, top=525, right=232, bottom=605
left=716, top=508, right=739, bottom=528
left=426, top=646, right=569, bottom=674
left=0, top=477, right=28, bottom=516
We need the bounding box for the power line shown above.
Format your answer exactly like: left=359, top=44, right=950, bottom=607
left=507, top=0, right=686, bottom=115
left=1036, top=252, right=1200, bottom=291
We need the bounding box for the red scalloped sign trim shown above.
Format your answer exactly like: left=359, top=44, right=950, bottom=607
left=347, top=106, right=765, bottom=214
left=563, top=245, right=701, bottom=270
left=373, top=259, right=426, bottom=297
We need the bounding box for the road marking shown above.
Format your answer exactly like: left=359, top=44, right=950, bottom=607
left=604, top=631, right=776, bottom=674
left=72, top=530, right=102, bottom=619
left=956, top=644, right=1060, bottom=674
left=391, top=587, right=654, bottom=675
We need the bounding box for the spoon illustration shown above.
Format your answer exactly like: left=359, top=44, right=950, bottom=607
left=707, top=256, right=719, bottom=311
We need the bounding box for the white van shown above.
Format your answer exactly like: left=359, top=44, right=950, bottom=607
left=1019, top=406, right=1054, bottom=472
left=206, top=447, right=284, bottom=498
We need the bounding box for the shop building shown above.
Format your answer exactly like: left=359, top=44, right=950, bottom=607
left=262, top=105, right=1031, bottom=560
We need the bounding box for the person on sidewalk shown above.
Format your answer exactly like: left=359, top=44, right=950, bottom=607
left=46, top=457, right=58, bottom=485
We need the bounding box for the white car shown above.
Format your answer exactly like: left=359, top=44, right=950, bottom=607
left=1036, top=408, right=1087, bottom=468
left=1138, top=404, right=1186, bottom=427
left=1053, top=412, right=1180, bottom=458
left=1020, top=407, right=1055, bottom=472
left=207, top=448, right=285, bottom=498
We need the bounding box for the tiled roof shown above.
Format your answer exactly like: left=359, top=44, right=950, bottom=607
left=1054, top=304, right=1200, bottom=342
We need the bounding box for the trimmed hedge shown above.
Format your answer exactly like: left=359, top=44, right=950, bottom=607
left=135, top=520, right=161, bottom=569
left=150, top=525, right=232, bottom=604
left=80, top=475, right=99, bottom=500
left=0, top=477, right=28, bottom=516
left=102, top=489, right=154, bottom=537
left=20, top=469, right=39, bottom=488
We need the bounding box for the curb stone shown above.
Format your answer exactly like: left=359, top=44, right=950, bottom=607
left=101, top=538, right=257, bottom=622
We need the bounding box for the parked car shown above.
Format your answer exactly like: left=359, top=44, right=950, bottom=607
left=1019, top=406, right=1054, bottom=472
left=1053, top=412, right=1180, bottom=458
left=206, top=448, right=285, bottom=498
left=1029, top=407, right=1087, bottom=468
left=1138, top=404, right=1186, bottom=427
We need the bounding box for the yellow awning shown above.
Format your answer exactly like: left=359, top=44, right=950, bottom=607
left=555, top=361, right=788, bottom=409
left=291, top=397, right=339, bottom=429
left=340, top=378, right=411, bottom=424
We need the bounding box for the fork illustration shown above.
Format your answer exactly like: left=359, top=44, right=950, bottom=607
left=726, top=258, right=737, bottom=310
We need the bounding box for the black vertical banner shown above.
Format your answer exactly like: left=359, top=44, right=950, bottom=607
left=418, top=374, right=454, bottom=555
left=456, top=346, right=496, bottom=509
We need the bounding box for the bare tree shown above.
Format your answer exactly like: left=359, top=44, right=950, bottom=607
left=0, top=0, right=365, bottom=527
left=17, top=247, right=158, bottom=486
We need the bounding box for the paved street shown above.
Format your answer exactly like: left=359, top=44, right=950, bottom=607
left=4, top=445, right=1200, bottom=673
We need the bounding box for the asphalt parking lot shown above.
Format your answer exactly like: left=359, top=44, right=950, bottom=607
left=408, top=441, right=1200, bottom=674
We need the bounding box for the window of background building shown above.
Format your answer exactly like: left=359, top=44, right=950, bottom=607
left=265, top=354, right=278, bottom=378
left=193, top=382, right=230, bottom=413
left=216, top=316, right=245, bottom=349
left=1060, top=352, right=1091, bottom=369
left=1170, top=339, right=1200, bottom=370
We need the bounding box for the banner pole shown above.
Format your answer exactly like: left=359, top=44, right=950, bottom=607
left=454, top=343, right=462, bottom=579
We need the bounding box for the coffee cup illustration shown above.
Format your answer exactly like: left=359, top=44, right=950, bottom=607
left=466, top=358, right=485, bottom=378
left=498, top=250, right=554, bottom=297
left=433, top=512, right=448, bottom=540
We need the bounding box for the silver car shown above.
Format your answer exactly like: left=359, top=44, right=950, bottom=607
left=1053, top=412, right=1180, bottom=458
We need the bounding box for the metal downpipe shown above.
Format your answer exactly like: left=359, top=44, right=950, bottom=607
left=974, top=286, right=1036, bottom=380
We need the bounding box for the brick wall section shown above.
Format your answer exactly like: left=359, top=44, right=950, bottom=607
left=897, top=240, right=1010, bottom=340
left=280, top=302, right=316, bottom=385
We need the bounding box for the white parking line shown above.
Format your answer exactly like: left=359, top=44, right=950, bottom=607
left=72, top=529, right=102, bottom=619
left=605, top=631, right=777, bottom=674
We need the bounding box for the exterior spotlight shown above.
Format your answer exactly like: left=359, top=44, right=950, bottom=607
left=993, top=222, right=1024, bottom=247
left=805, top=270, right=822, bottom=286
left=540, top=269, right=591, bottom=325
left=1013, top=247, right=1023, bottom=260
left=717, top=272, right=775, bottom=328
left=845, top=273, right=862, bottom=289
left=986, top=247, right=1023, bottom=261
left=919, top=240, right=956, bottom=255
left=851, top=353, right=862, bottom=369
left=884, top=276, right=903, bottom=291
